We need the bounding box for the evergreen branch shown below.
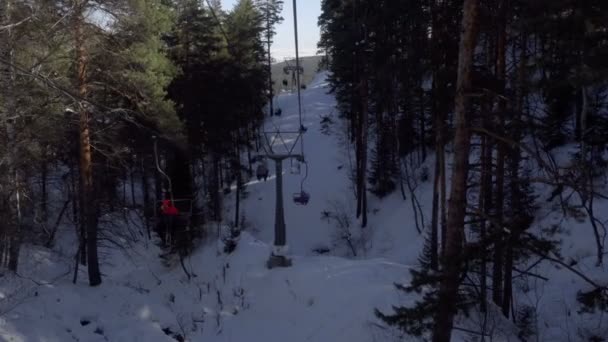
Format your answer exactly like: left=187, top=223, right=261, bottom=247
left=512, top=267, right=549, bottom=281
left=522, top=236, right=606, bottom=290
left=0, top=56, right=177, bottom=144
left=0, top=16, right=33, bottom=31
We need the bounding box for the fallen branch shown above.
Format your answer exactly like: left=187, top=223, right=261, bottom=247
left=512, top=267, right=549, bottom=281
left=524, top=238, right=606, bottom=290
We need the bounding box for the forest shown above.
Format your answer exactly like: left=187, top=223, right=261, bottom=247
left=1, top=0, right=608, bottom=341
left=0, top=0, right=279, bottom=282
left=319, top=0, right=608, bottom=340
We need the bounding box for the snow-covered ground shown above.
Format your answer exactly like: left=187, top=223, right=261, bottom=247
left=0, top=72, right=418, bottom=342
left=1, top=71, right=607, bottom=342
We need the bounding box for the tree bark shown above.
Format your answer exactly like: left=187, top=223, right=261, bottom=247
left=492, top=0, right=507, bottom=306
left=74, top=1, right=101, bottom=286
left=141, top=159, right=151, bottom=239
left=432, top=0, right=480, bottom=341
left=431, top=150, right=440, bottom=270
left=439, top=130, right=447, bottom=259
left=1, top=0, right=23, bottom=273
left=502, top=33, right=528, bottom=318
left=360, top=73, right=368, bottom=228
left=430, top=44, right=440, bottom=269
left=212, top=152, right=222, bottom=221
left=355, top=103, right=363, bottom=219
left=234, top=140, right=241, bottom=230
left=478, top=134, right=489, bottom=313
left=41, top=146, right=49, bottom=225
left=130, top=163, right=136, bottom=207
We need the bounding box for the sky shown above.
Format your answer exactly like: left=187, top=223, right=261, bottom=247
left=221, top=0, right=322, bottom=60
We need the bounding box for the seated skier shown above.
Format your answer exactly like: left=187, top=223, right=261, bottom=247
left=160, top=198, right=179, bottom=245
left=256, top=162, right=269, bottom=182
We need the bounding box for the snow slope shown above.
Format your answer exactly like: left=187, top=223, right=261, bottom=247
left=1, top=71, right=607, bottom=342
left=0, top=72, right=416, bottom=342
left=0, top=232, right=411, bottom=342
left=227, top=71, right=428, bottom=263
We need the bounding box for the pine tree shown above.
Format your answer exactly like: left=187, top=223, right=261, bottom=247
left=0, top=0, right=23, bottom=272
left=432, top=1, right=480, bottom=340
left=257, top=0, right=283, bottom=117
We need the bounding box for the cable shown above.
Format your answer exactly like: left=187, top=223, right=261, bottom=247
left=291, top=0, right=306, bottom=162
left=204, top=0, right=237, bottom=57
left=153, top=136, right=173, bottom=203
left=292, top=0, right=302, bottom=129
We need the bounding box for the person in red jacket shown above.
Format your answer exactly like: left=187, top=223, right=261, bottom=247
left=160, top=198, right=179, bottom=245
left=161, top=199, right=179, bottom=216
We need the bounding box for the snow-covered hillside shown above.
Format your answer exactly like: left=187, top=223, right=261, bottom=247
left=1, top=71, right=607, bottom=342
left=0, top=72, right=418, bottom=342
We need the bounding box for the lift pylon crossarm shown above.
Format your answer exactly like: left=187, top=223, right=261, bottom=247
left=266, top=153, right=303, bottom=161
left=262, top=130, right=305, bottom=157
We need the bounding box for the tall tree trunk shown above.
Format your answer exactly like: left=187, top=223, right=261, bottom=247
left=478, top=134, right=490, bottom=313
left=122, top=168, right=128, bottom=205
left=581, top=86, right=603, bottom=266
left=430, top=60, right=440, bottom=270
left=433, top=0, right=480, bottom=341
left=355, top=98, right=363, bottom=219
left=492, top=0, right=507, bottom=306
left=479, top=24, right=496, bottom=315
left=502, top=34, right=528, bottom=317
left=70, top=158, right=86, bottom=265
left=2, top=0, right=23, bottom=273
left=0, top=1, right=7, bottom=269
left=360, top=73, right=368, bottom=228
left=430, top=0, right=448, bottom=261
left=41, top=157, right=49, bottom=224
left=130, top=163, right=136, bottom=207
left=353, top=0, right=363, bottom=220
left=430, top=150, right=440, bottom=271
left=74, top=2, right=101, bottom=286
left=212, top=152, right=222, bottom=221
left=420, top=92, right=427, bottom=163
left=439, top=126, right=447, bottom=259
left=141, top=159, right=151, bottom=239
left=234, top=139, right=241, bottom=230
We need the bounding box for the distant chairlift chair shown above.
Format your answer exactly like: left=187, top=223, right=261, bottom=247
left=292, top=158, right=310, bottom=205
left=293, top=191, right=310, bottom=205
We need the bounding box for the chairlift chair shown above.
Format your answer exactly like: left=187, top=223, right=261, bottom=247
left=293, top=191, right=310, bottom=205
left=155, top=197, right=194, bottom=245
left=290, top=159, right=301, bottom=174
left=156, top=198, right=193, bottom=219
left=292, top=158, right=310, bottom=205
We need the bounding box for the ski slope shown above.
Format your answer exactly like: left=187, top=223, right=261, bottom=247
left=1, top=71, right=607, bottom=342
left=0, top=72, right=418, bottom=342
left=230, top=72, right=428, bottom=263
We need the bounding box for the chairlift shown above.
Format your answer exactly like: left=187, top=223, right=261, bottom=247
left=292, top=158, right=310, bottom=205
left=155, top=197, right=194, bottom=247
left=152, top=137, right=195, bottom=244
left=156, top=198, right=193, bottom=219
left=274, top=97, right=282, bottom=116
left=293, top=191, right=310, bottom=205
left=290, top=159, right=301, bottom=174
